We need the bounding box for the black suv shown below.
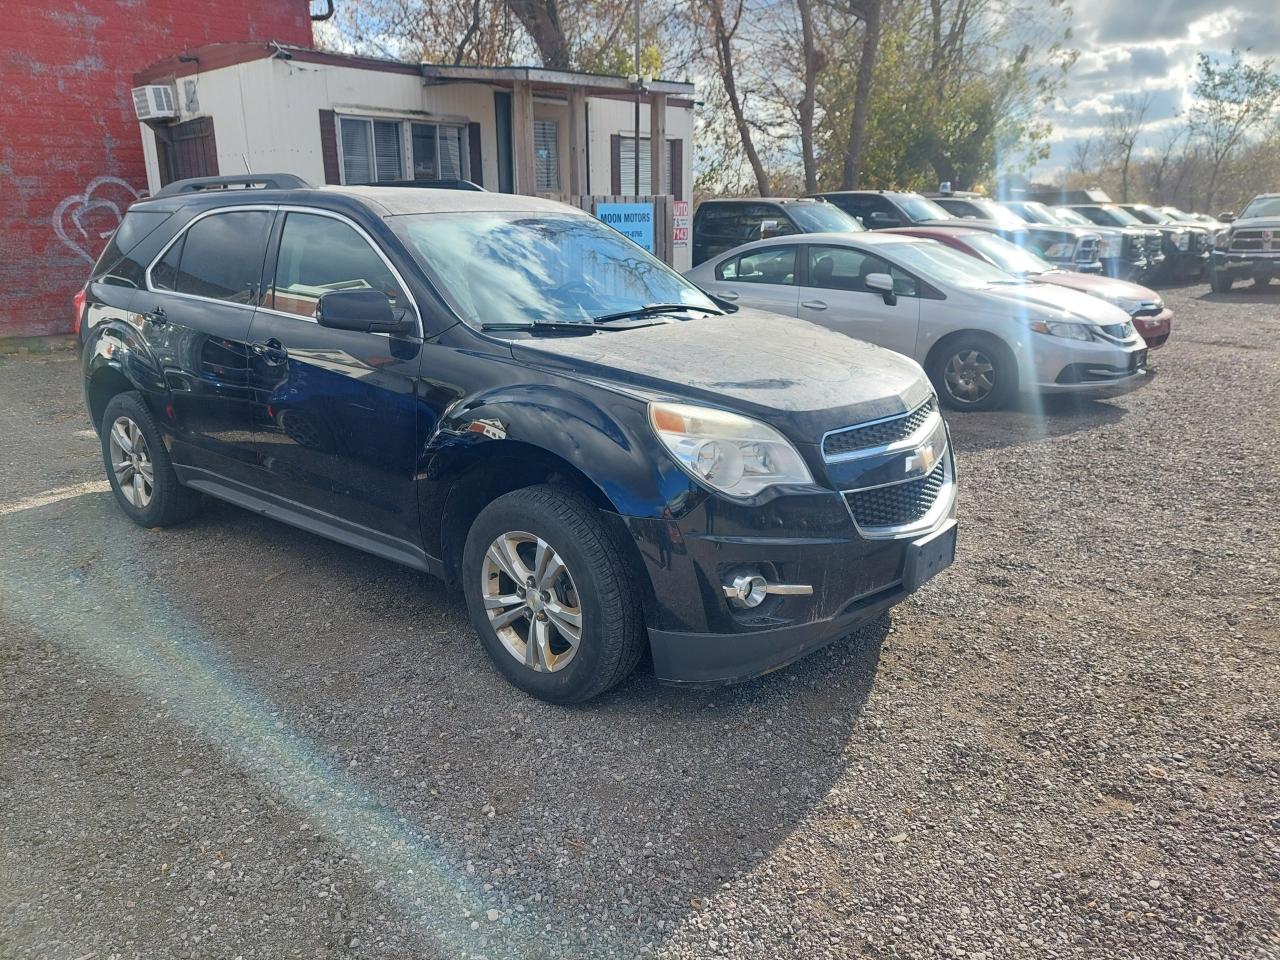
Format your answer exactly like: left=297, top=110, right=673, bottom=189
left=691, top=198, right=862, bottom=266
left=78, top=175, right=957, bottom=703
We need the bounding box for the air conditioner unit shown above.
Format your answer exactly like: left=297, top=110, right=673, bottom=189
left=131, top=84, right=178, bottom=121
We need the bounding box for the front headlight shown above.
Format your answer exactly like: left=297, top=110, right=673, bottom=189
left=1044, top=242, right=1074, bottom=259
left=1030, top=319, right=1094, bottom=341
left=1176, top=232, right=1190, bottom=250
left=649, top=402, right=814, bottom=498
left=1215, top=229, right=1231, bottom=250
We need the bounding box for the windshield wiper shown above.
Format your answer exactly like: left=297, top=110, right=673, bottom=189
left=590, top=303, right=720, bottom=325
left=480, top=320, right=598, bottom=334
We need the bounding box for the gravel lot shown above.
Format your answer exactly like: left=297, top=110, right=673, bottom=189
left=1, top=283, right=1277, bottom=960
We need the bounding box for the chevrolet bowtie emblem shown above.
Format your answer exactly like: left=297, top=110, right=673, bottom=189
left=905, top=444, right=938, bottom=476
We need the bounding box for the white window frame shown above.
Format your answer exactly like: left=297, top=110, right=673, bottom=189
left=336, top=114, right=470, bottom=185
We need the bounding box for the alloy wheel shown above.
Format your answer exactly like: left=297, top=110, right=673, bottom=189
left=943, top=349, right=996, bottom=404
left=108, top=416, right=155, bottom=508
left=481, top=531, right=583, bottom=673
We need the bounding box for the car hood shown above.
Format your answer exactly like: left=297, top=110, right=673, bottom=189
left=1034, top=271, right=1160, bottom=304
left=510, top=308, right=933, bottom=442
left=980, top=282, right=1132, bottom=324
left=1232, top=215, right=1280, bottom=231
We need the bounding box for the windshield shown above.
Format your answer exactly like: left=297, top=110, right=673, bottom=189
left=1080, top=206, right=1142, bottom=227
left=899, top=195, right=953, bottom=221
left=1011, top=201, right=1061, bottom=225
left=785, top=202, right=865, bottom=232
left=968, top=199, right=1028, bottom=229
left=1126, top=205, right=1169, bottom=224
left=883, top=239, right=1020, bottom=288
left=1053, top=207, right=1092, bottom=226
left=1240, top=196, right=1280, bottom=219
left=964, top=232, right=1053, bottom=275
left=394, top=211, right=717, bottom=328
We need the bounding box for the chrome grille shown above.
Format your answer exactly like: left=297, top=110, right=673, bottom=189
left=823, top=397, right=936, bottom=459
left=1231, top=230, right=1267, bottom=251
left=1075, top=237, right=1100, bottom=262
left=844, top=461, right=947, bottom=529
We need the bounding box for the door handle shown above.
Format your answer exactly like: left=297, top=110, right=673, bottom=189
left=251, top=338, right=288, bottom=365
left=145, top=305, right=168, bottom=325
left=801, top=300, right=828, bottom=311
left=719, top=291, right=739, bottom=301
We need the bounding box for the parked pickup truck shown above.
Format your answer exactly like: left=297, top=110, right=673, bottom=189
left=1211, top=193, right=1280, bottom=292
left=77, top=174, right=957, bottom=703
left=691, top=197, right=863, bottom=266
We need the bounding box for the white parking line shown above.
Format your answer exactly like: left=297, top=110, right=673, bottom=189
left=0, top=480, right=110, bottom=517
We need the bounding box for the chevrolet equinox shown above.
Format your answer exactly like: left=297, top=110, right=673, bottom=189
left=77, top=175, right=958, bottom=703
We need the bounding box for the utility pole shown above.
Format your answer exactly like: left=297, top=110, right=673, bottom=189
left=633, top=0, right=641, bottom=196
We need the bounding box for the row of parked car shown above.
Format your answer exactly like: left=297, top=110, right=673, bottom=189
left=686, top=190, right=1173, bottom=411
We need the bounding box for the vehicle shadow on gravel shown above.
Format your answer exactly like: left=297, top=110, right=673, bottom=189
left=945, top=390, right=1132, bottom=454
left=1199, top=288, right=1280, bottom=305
left=12, top=494, right=892, bottom=955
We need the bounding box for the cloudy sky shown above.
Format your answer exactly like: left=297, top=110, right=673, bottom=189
left=1037, top=0, right=1280, bottom=174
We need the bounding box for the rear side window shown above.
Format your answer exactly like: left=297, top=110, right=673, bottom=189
left=268, top=212, right=405, bottom=318
left=92, top=210, right=174, bottom=288
left=161, top=211, right=272, bottom=304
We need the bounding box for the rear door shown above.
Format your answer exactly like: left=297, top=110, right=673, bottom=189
left=797, top=243, right=921, bottom=357
left=702, top=244, right=800, bottom=316
left=244, top=208, right=425, bottom=550
left=143, top=206, right=274, bottom=484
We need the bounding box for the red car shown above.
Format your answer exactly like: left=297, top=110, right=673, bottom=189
left=887, top=226, right=1172, bottom=347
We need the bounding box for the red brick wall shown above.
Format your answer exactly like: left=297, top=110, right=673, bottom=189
left=0, top=1, right=312, bottom=338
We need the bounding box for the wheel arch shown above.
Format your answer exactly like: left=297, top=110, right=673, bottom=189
left=923, top=328, right=1020, bottom=393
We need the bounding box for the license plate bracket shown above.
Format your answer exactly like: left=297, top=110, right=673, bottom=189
left=1131, top=348, right=1149, bottom=372
left=903, top=519, right=957, bottom=592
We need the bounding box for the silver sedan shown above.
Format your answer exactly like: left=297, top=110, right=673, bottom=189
left=685, top=232, right=1151, bottom=410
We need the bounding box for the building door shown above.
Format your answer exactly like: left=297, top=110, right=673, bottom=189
left=154, top=117, right=218, bottom=186
left=494, top=92, right=514, bottom=193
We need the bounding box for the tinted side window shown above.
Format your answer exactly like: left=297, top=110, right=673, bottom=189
left=151, top=234, right=185, bottom=291
left=93, top=210, right=174, bottom=289
left=173, top=211, right=272, bottom=304
left=807, top=245, right=918, bottom=296
left=719, top=246, right=797, bottom=284
left=269, top=213, right=404, bottom=319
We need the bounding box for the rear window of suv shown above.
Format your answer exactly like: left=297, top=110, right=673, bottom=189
left=91, top=209, right=174, bottom=289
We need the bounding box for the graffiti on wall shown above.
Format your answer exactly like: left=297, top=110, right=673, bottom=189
left=52, top=175, right=142, bottom=264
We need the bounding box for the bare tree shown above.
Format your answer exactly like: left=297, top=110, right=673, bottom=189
left=840, top=0, right=882, bottom=189
left=1188, top=50, right=1280, bottom=211
left=796, top=0, right=822, bottom=192
left=505, top=0, right=572, bottom=68
left=1068, top=135, right=1096, bottom=180
left=700, top=0, right=773, bottom=194
left=1104, top=91, right=1152, bottom=202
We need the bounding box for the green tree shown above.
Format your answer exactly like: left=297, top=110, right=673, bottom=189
left=1188, top=50, right=1280, bottom=211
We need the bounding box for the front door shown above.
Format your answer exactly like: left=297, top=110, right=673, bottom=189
left=246, top=209, right=424, bottom=551
left=144, top=206, right=273, bottom=485
left=797, top=243, right=922, bottom=358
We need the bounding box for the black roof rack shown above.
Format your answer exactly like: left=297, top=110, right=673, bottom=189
left=151, top=174, right=312, bottom=198
left=372, top=179, right=487, bottom=191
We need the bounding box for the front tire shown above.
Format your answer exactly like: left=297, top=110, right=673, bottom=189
left=461, top=485, right=645, bottom=703
left=929, top=334, right=1016, bottom=411
left=100, top=391, right=203, bottom=527
left=1210, top=269, right=1233, bottom=294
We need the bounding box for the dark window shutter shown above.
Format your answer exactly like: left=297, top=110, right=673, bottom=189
left=467, top=122, right=483, bottom=188
left=319, top=110, right=340, bottom=184
left=610, top=134, right=621, bottom=195
left=669, top=139, right=683, bottom=201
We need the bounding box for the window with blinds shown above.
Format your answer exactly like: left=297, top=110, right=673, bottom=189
left=619, top=137, right=673, bottom=195
left=534, top=120, right=560, bottom=193
left=339, top=117, right=403, bottom=183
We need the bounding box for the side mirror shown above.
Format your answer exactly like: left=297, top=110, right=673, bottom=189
left=1219, top=212, right=1235, bottom=223
left=760, top=218, right=784, bottom=239
left=864, top=272, right=898, bottom=306
left=316, top=289, right=414, bottom=335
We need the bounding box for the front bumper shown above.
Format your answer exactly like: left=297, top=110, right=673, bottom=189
left=1021, top=334, right=1151, bottom=397
left=1133, top=308, right=1173, bottom=349
left=1213, top=250, right=1280, bottom=279
left=642, top=519, right=957, bottom=684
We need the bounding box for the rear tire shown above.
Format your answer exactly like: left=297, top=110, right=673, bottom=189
left=928, top=334, right=1016, bottom=412
left=461, top=485, right=645, bottom=704
left=1210, top=269, right=1233, bottom=294
left=1254, top=275, right=1273, bottom=288
left=100, top=391, right=203, bottom=527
